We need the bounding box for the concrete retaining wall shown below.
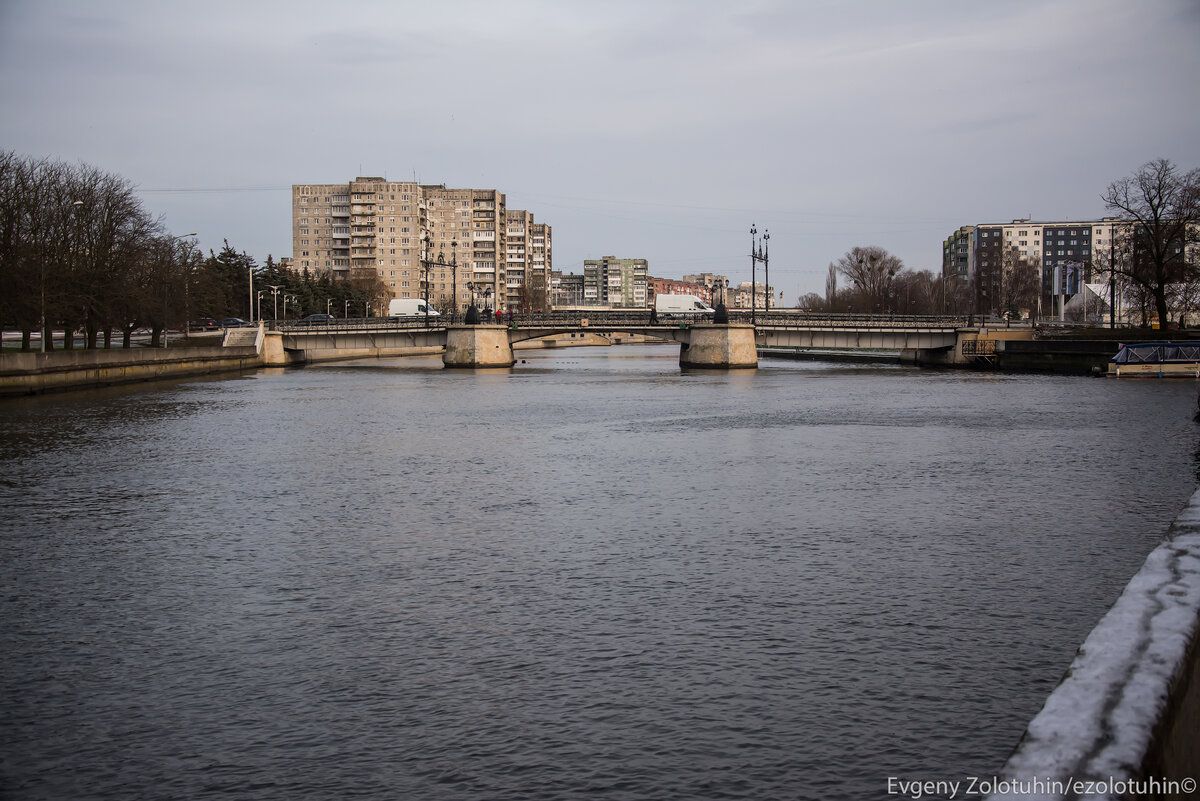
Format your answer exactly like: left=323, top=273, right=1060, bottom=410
left=0, top=347, right=262, bottom=396
left=987, top=488, right=1200, bottom=800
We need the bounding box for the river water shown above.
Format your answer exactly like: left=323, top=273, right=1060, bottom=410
left=2, top=344, right=1198, bottom=801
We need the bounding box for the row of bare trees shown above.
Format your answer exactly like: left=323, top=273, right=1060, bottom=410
left=800, top=246, right=976, bottom=315
left=0, top=151, right=393, bottom=352
left=0, top=151, right=202, bottom=350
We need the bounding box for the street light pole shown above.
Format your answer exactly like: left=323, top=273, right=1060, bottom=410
left=749, top=225, right=768, bottom=325
left=265, top=284, right=282, bottom=320
left=763, top=229, right=770, bottom=314
left=750, top=224, right=757, bottom=326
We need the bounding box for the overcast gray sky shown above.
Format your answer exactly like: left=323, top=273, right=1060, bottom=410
left=2, top=0, right=1198, bottom=299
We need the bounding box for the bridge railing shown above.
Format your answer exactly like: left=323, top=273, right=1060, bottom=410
left=269, top=316, right=449, bottom=332
left=735, top=310, right=978, bottom=328
left=265, top=310, right=1027, bottom=332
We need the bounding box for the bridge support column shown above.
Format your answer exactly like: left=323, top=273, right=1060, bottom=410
left=443, top=325, right=515, bottom=368
left=679, top=324, right=758, bottom=369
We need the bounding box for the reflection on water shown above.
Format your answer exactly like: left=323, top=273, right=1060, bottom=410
left=2, top=345, right=1197, bottom=800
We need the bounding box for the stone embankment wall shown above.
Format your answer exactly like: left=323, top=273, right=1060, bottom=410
left=0, top=346, right=261, bottom=396
left=987, top=489, right=1200, bottom=800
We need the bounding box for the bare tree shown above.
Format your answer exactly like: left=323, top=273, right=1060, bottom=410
left=1101, top=158, right=1200, bottom=328
left=834, top=246, right=903, bottom=313
left=995, top=246, right=1040, bottom=317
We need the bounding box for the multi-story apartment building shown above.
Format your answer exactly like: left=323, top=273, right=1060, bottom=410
left=943, top=217, right=1128, bottom=314
left=682, top=273, right=729, bottom=295
left=730, top=281, right=775, bottom=310
left=552, top=271, right=585, bottom=307
left=942, top=226, right=974, bottom=283
left=292, top=178, right=551, bottom=314
left=583, top=257, right=649, bottom=308
left=423, top=185, right=506, bottom=313
left=650, top=277, right=712, bottom=305
left=505, top=210, right=553, bottom=311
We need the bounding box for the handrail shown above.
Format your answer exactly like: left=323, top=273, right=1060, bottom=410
left=265, top=310, right=1046, bottom=332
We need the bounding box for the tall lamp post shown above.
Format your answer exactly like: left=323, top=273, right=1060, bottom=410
left=422, top=237, right=459, bottom=323
left=264, top=284, right=282, bottom=321
left=714, top=278, right=729, bottom=324
left=465, top=281, right=480, bottom=324
left=43, top=200, right=86, bottom=353
left=750, top=225, right=769, bottom=326
left=164, top=232, right=199, bottom=348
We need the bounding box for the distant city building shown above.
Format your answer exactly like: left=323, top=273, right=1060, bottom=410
left=943, top=217, right=1124, bottom=315
left=291, top=178, right=550, bottom=313
left=505, top=210, right=552, bottom=311
left=552, top=271, right=586, bottom=307
left=650, top=277, right=711, bottom=304
left=583, top=256, right=649, bottom=308
left=681, top=273, right=728, bottom=293
left=730, top=281, right=776, bottom=310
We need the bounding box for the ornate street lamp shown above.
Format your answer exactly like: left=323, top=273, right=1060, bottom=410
left=750, top=225, right=768, bottom=326
left=714, top=278, right=729, bottom=324
left=465, top=281, right=480, bottom=325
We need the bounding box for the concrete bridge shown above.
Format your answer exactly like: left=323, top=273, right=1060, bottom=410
left=258, top=311, right=1032, bottom=369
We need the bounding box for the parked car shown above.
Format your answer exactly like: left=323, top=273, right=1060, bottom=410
left=190, top=317, right=219, bottom=331
left=300, top=313, right=335, bottom=325
left=221, top=317, right=250, bottom=328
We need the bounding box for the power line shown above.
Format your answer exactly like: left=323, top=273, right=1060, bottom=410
left=137, top=185, right=290, bottom=194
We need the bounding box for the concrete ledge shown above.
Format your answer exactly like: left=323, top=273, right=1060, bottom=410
left=0, top=347, right=261, bottom=396
left=987, top=488, right=1200, bottom=800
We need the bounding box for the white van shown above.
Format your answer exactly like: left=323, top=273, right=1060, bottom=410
left=654, top=294, right=715, bottom=316
left=388, top=298, right=440, bottom=317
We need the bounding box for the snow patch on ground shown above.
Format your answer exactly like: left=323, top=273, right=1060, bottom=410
left=987, top=488, right=1200, bottom=800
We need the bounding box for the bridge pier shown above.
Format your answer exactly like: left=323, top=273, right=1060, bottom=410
left=679, top=324, right=758, bottom=369
left=443, top=325, right=515, bottom=368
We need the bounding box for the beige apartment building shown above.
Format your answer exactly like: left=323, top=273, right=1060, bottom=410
left=292, top=177, right=551, bottom=315
left=505, top=210, right=553, bottom=311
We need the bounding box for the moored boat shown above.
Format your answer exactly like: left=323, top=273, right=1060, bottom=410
left=1108, top=341, right=1200, bottom=377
